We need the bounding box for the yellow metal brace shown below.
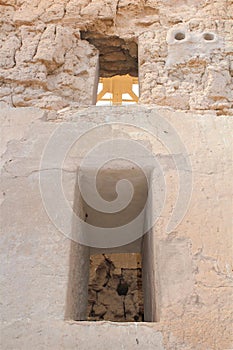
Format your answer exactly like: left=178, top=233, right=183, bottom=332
left=97, top=74, right=139, bottom=105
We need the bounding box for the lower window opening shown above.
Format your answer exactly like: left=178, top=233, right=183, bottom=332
left=65, top=167, right=158, bottom=323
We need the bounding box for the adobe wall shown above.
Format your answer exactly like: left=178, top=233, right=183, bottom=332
left=0, top=0, right=232, bottom=113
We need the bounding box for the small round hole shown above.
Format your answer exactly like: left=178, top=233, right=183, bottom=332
left=203, top=33, right=215, bottom=41
left=174, top=32, right=185, bottom=40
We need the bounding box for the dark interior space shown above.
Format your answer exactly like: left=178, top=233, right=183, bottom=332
left=81, top=31, right=138, bottom=77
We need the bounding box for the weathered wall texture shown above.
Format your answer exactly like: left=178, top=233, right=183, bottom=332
left=139, top=20, right=233, bottom=112
left=0, top=0, right=232, bottom=112
left=1, top=106, right=232, bottom=349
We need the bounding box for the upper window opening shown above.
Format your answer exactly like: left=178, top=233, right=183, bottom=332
left=81, top=31, right=139, bottom=105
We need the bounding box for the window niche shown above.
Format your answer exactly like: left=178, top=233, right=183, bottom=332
left=81, top=31, right=139, bottom=105
left=65, top=167, right=158, bottom=323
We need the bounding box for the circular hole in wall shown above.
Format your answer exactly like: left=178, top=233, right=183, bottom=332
left=203, top=32, right=215, bottom=41
left=174, top=32, right=185, bottom=40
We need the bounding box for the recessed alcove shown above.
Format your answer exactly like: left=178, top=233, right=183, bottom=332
left=174, top=32, right=185, bottom=40
left=65, top=166, right=158, bottom=323
left=203, top=32, right=215, bottom=41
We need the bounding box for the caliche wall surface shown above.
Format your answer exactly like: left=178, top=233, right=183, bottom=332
left=0, top=0, right=232, bottom=113
left=1, top=106, right=232, bottom=350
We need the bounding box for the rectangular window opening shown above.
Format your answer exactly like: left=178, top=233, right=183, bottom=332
left=65, top=167, right=158, bottom=323
left=80, top=31, right=139, bottom=106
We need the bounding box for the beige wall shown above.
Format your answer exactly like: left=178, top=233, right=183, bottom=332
left=1, top=106, right=232, bottom=349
